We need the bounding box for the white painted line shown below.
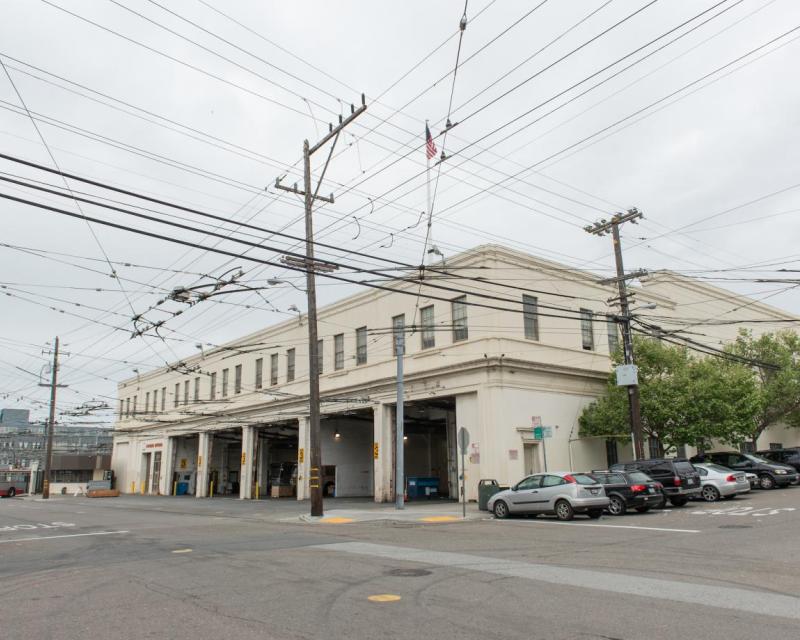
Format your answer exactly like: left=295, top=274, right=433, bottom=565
left=496, top=520, right=700, bottom=533
left=314, top=542, right=800, bottom=621
left=0, top=530, right=129, bottom=544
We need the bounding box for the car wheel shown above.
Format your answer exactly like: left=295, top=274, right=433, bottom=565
left=607, top=495, right=626, bottom=516
left=493, top=500, right=510, bottom=519
left=554, top=500, right=574, bottom=521
left=759, top=475, right=775, bottom=490
left=701, top=485, right=720, bottom=502
left=587, top=509, right=603, bottom=519
left=7, top=487, right=15, bottom=498
left=669, top=497, right=688, bottom=507
left=634, top=506, right=651, bottom=513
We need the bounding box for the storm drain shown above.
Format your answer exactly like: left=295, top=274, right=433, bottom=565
left=385, top=568, right=432, bottom=577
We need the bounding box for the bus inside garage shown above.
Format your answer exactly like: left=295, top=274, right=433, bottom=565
left=398, top=397, right=457, bottom=500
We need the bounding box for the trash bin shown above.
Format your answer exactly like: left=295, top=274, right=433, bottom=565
left=478, top=479, right=504, bottom=511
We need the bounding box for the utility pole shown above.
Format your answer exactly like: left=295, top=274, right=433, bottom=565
left=39, top=336, right=68, bottom=499
left=585, top=208, right=646, bottom=461
left=395, top=333, right=404, bottom=510
left=275, top=95, right=367, bottom=517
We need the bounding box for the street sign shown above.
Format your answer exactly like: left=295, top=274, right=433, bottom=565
left=533, top=426, right=553, bottom=440
left=458, top=427, right=470, bottom=454
left=531, top=416, right=542, bottom=428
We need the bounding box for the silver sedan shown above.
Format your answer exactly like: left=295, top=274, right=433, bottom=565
left=693, top=463, right=751, bottom=501
left=488, top=472, right=609, bottom=521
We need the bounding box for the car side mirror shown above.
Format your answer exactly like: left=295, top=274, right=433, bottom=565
left=511, top=484, right=518, bottom=491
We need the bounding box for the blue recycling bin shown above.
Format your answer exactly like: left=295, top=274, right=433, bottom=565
left=176, top=482, right=189, bottom=496
left=406, top=476, right=440, bottom=500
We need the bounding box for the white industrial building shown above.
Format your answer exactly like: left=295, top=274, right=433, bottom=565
left=111, top=245, right=799, bottom=502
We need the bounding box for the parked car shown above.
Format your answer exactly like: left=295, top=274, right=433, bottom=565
left=692, top=463, right=750, bottom=501
left=757, top=448, right=800, bottom=482
left=610, top=458, right=701, bottom=506
left=690, top=452, right=798, bottom=489
left=488, top=472, right=609, bottom=521
left=587, top=470, right=664, bottom=515
left=746, top=472, right=759, bottom=489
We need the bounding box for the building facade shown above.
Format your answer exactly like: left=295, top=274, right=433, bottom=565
left=111, top=245, right=800, bottom=501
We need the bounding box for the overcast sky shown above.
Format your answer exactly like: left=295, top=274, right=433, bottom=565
left=1, top=0, right=799, bottom=423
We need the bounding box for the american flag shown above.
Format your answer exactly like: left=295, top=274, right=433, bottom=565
left=425, top=123, right=437, bottom=160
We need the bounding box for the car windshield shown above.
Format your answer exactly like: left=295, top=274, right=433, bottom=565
left=744, top=454, right=774, bottom=464
left=572, top=473, right=598, bottom=485
left=673, top=461, right=696, bottom=475
left=627, top=471, right=653, bottom=483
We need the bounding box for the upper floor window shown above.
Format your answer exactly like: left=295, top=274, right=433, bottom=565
left=174, top=383, right=180, bottom=408
left=270, top=353, right=279, bottom=385
left=119, top=400, right=124, bottom=419
left=183, top=380, right=190, bottom=405
left=161, top=386, right=166, bottom=411
left=392, top=314, right=405, bottom=356
left=194, top=377, right=200, bottom=402
left=580, top=309, right=594, bottom=351
left=317, top=339, right=324, bottom=374
left=209, top=372, right=217, bottom=400
left=334, top=333, right=344, bottom=370
left=145, top=392, right=150, bottom=413
left=355, top=327, right=367, bottom=365
left=421, top=306, right=435, bottom=350
left=125, top=397, right=130, bottom=417
left=255, top=358, right=263, bottom=389
left=452, top=296, right=468, bottom=342
left=222, top=368, right=229, bottom=397
left=287, top=349, right=296, bottom=382
left=133, top=395, right=138, bottom=415
left=234, top=364, right=242, bottom=394
left=607, top=315, right=619, bottom=355
left=523, top=295, right=539, bottom=340
left=153, top=389, right=158, bottom=413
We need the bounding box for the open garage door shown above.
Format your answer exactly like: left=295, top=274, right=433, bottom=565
left=256, top=420, right=299, bottom=498
left=321, top=410, right=374, bottom=498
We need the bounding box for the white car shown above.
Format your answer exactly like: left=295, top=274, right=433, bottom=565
left=692, top=463, right=750, bottom=501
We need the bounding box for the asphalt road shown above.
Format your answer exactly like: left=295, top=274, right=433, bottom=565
left=1, top=487, right=798, bottom=640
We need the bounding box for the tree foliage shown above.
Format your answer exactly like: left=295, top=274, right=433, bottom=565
left=579, top=337, right=760, bottom=454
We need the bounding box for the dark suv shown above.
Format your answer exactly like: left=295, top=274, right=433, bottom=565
left=588, top=470, right=665, bottom=515
left=610, top=458, right=701, bottom=506
left=757, top=448, right=800, bottom=479
left=691, top=452, right=798, bottom=489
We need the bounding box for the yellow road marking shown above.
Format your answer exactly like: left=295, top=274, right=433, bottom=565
left=368, top=594, right=401, bottom=603
left=419, top=516, right=460, bottom=522
left=321, top=517, right=354, bottom=524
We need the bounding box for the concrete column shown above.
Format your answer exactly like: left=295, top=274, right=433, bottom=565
left=373, top=403, right=393, bottom=502
left=240, top=425, right=256, bottom=499
left=257, top=436, right=269, bottom=499
left=296, top=416, right=310, bottom=500
left=196, top=432, right=211, bottom=498
left=160, top=437, right=175, bottom=496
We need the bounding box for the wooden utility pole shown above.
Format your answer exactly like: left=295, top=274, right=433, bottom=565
left=275, top=95, right=367, bottom=517
left=585, top=208, right=647, bottom=461
left=40, top=336, right=66, bottom=499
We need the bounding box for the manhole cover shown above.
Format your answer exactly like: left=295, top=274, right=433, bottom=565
left=718, top=524, right=752, bottom=529
left=385, top=568, right=432, bottom=577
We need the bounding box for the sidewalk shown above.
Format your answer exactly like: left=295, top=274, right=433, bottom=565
left=293, top=501, right=486, bottom=525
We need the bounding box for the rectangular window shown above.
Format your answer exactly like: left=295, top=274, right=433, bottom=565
left=392, top=314, right=405, bottom=355
left=334, top=333, right=344, bottom=370
left=174, top=383, right=180, bottom=408
left=222, top=368, right=229, bottom=397
left=133, top=395, right=138, bottom=415
left=356, top=327, right=367, bottom=365
left=421, top=306, right=435, bottom=350
left=452, top=296, right=468, bottom=342
left=145, top=392, right=150, bottom=413
left=607, top=315, right=619, bottom=354
left=194, top=377, right=200, bottom=402
left=119, top=399, right=124, bottom=419
left=153, top=389, right=158, bottom=413
left=580, top=308, right=594, bottom=351
left=648, top=436, right=662, bottom=459
left=235, top=364, right=242, bottom=394
left=317, top=339, right=324, bottom=374
left=209, top=372, right=217, bottom=400
left=287, top=349, right=296, bottom=382
left=161, top=387, right=166, bottom=411
left=769, top=442, right=783, bottom=450
left=125, top=397, right=130, bottom=417
left=255, top=358, right=263, bottom=389
left=523, top=295, right=539, bottom=340
left=605, top=439, right=618, bottom=466
left=183, top=380, right=190, bottom=405
left=270, top=353, right=279, bottom=385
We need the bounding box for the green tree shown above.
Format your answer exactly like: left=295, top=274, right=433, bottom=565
left=579, top=337, right=759, bottom=455
left=728, top=329, right=800, bottom=446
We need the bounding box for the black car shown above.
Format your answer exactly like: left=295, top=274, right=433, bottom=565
left=691, top=451, right=798, bottom=489
left=588, top=470, right=665, bottom=515
left=757, top=448, right=800, bottom=479
left=610, top=458, right=701, bottom=506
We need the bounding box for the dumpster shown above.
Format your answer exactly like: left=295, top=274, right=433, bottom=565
left=406, top=477, right=440, bottom=500
left=478, top=479, right=507, bottom=510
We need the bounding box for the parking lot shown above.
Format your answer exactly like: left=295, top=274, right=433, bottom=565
left=1, top=487, right=798, bottom=640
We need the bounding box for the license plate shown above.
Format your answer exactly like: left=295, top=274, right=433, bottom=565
left=648, top=487, right=655, bottom=494
left=590, top=488, right=599, bottom=495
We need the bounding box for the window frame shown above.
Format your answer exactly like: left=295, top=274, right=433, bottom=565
left=580, top=308, right=595, bottom=351
left=522, top=294, right=539, bottom=341
left=451, top=295, right=468, bottom=342
left=287, top=348, right=296, bottom=382
left=355, top=327, right=367, bottom=365
left=221, top=368, right=229, bottom=397
left=194, top=377, right=200, bottom=402
left=420, top=305, right=435, bottom=350
left=209, top=372, right=217, bottom=400
left=334, top=333, right=344, bottom=370
left=234, top=364, right=242, bottom=394
left=255, top=358, right=263, bottom=389
left=270, top=353, right=279, bottom=386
